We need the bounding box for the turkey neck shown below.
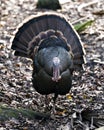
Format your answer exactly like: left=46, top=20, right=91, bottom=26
left=52, top=57, right=61, bottom=82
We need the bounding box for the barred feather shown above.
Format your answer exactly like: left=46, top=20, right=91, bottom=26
left=11, top=12, right=86, bottom=69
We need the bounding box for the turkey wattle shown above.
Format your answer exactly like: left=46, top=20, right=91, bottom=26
left=11, top=12, right=85, bottom=103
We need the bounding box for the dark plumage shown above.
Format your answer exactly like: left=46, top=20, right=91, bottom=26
left=11, top=12, right=85, bottom=104
left=36, top=0, right=61, bottom=10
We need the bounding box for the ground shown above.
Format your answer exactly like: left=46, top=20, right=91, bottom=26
left=0, top=0, right=104, bottom=129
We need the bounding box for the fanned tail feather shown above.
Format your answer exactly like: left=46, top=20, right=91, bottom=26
left=11, top=12, right=86, bottom=69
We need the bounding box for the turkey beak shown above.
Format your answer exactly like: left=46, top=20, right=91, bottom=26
left=52, top=57, right=61, bottom=82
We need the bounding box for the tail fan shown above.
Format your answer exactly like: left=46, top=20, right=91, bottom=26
left=11, top=12, right=86, bottom=69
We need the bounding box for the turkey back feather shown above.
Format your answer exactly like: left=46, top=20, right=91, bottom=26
left=11, top=12, right=86, bottom=70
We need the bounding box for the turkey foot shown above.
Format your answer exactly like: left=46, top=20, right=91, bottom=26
left=44, top=95, right=53, bottom=111
left=51, top=94, right=66, bottom=116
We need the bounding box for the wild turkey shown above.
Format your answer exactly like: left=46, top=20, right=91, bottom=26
left=11, top=12, right=85, bottom=105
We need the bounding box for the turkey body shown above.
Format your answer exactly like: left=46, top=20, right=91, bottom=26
left=11, top=12, right=85, bottom=102
left=33, top=46, right=73, bottom=95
